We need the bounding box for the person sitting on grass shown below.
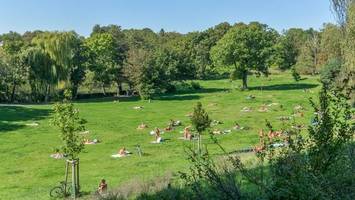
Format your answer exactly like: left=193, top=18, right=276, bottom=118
left=119, top=147, right=127, bottom=156
left=183, top=126, right=192, bottom=140
left=98, top=179, right=107, bottom=194
left=155, top=127, right=161, bottom=141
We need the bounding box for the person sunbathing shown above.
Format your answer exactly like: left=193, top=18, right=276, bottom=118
left=183, top=126, right=192, bottom=140
left=155, top=128, right=161, bottom=140
left=241, top=107, right=251, bottom=112
left=98, top=179, right=107, bottom=194
left=258, top=105, right=268, bottom=112
left=233, top=122, right=242, bottom=130
left=165, top=124, right=173, bottom=131
left=137, top=122, right=148, bottom=130
left=119, top=147, right=127, bottom=156
left=213, top=129, right=222, bottom=135
left=50, top=149, right=64, bottom=159
left=84, top=138, right=98, bottom=144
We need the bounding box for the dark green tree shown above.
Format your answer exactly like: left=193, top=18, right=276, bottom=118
left=211, top=22, right=277, bottom=89
left=0, top=32, right=28, bottom=102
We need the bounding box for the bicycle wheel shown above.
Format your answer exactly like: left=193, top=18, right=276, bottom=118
left=50, top=186, right=64, bottom=198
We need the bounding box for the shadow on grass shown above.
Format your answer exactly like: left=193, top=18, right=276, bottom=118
left=249, top=83, right=318, bottom=91
left=172, top=88, right=228, bottom=95
left=75, top=96, right=140, bottom=104
left=0, top=106, right=51, bottom=133
left=155, top=95, right=201, bottom=101
left=0, top=121, right=25, bottom=132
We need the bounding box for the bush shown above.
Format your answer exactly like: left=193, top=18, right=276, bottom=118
left=190, top=81, right=201, bottom=90
left=291, top=67, right=301, bottom=81
left=169, top=81, right=203, bottom=93
left=320, top=58, right=342, bottom=87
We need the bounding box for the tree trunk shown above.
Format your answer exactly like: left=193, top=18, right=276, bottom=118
left=116, top=82, right=123, bottom=96
left=10, top=82, right=16, bottom=103
left=197, top=133, right=202, bottom=154
left=101, top=84, right=106, bottom=96
left=71, top=85, right=79, bottom=99
left=242, top=71, right=248, bottom=90
left=44, top=84, right=50, bottom=103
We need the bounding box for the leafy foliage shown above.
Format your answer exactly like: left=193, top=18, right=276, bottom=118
left=191, top=102, right=211, bottom=134
left=211, top=22, right=277, bottom=89
left=51, top=90, right=86, bottom=160
left=320, top=58, right=342, bottom=87
left=291, top=66, right=301, bottom=81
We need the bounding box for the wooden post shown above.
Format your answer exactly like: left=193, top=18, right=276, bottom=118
left=71, top=160, right=76, bottom=199
left=76, top=159, right=80, bottom=193
left=64, top=161, right=69, bottom=197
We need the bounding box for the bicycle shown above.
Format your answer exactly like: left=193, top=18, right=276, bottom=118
left=49, top=181, right=72, bottom=198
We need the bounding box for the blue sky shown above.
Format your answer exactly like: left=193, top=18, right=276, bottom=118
left=0, top=0, right=335, bottom=36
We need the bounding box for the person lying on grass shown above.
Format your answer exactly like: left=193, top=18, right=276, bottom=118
left=258, top=105, right=268, bottom=112
left=111, top=147, right=131, bottom=158
left=50, top=149, right=64, bottom=159
left=233, top=122, right=242, bottom=130
left=84, top=138, right=99, bottom=145
left=137, top=122, right=148, bottom=130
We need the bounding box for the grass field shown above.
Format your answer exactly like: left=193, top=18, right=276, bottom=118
left=0, top=73, right=320, bottom=199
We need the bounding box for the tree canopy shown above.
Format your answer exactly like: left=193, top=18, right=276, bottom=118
left=211, top=22, right=277, bottom=89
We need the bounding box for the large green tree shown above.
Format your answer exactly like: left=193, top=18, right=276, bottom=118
left=211, top=22, right=277, bottom=89
left=187, top=22, right=231, bottom=79
left=85, top=27, right=128, bottom=95
left=0, top=32, right=28, bottom=102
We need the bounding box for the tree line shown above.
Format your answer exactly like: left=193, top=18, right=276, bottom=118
left=0, top=19, right=352, bottom=103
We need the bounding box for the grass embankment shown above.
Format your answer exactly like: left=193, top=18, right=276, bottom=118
left=0, top=74, right=320, bottom=199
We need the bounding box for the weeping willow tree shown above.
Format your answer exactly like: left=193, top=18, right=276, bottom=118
left=29, top=31, right=81, bottom=101
left=23, top=46, right=53, bottom=102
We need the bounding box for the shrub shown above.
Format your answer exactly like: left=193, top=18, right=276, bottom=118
left=320, top=58, right=342, bottom=87
left=179, top=146, right=241, bottom=200
left=190, top=81, right=202, bottom=90
left=291, top=66, right=301, bottom=81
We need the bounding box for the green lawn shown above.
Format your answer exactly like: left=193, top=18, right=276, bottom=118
left=0, top=74, right=320, bottom=199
